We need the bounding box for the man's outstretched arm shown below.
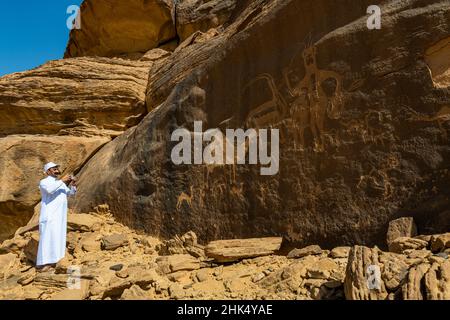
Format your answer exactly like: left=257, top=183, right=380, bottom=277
left=40, top=176, right=72, bottom=195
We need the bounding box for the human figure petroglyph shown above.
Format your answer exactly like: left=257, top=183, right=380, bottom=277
left=242, top=37, right=348, bottom=152
left=283, top=44, right=346, bottom=152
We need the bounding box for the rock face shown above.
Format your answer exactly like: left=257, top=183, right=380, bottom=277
left=72, top=0, right=450, bottom=248
left=386, top=217, right=417, bottom=247
left=0, top=135, right=109, bottom=241
left=176, top=0, right=237, bottom=42
left=64, top=0, right=176, bottom=58
left=0, top=57, right=151, bottom=137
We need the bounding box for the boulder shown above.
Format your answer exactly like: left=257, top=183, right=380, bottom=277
left=156, top=231, right=205, bottom=258
left=14, top=205, right=41, bottom=237
left=407, top=249, right=431, bottom=260
left=205, top=237, right=282, bottom=263
left=379, top=252, right=410, bottom=291
left=103, top=268, right=157, bottom=298
left=169, top=283, right=185, bottom=299
left=181, top=231, right=198, bottom=247
left=54, top=256, right=72, bottom=275
left=17, top=269, right=36, bottom=286
left=0, top=135, right=109, bottom=241
left=65, top=0, right=175, bottom=58
left=306, top=258, right=339, bottom=280
left=0, top=253, right=17, bottom=275
left=73, top=0, right=450, bottom=247
left=195, top=268, right=210, bottom=282
left=425, top=36, right=450, bottom=88
left=287, top=245, right=322, bottom=259
left=344, top=246, right=388, bottom=300
left=344, top=245, right=449, bottom=300
left=80, top=233, right=101, bottom=252
left=110, top=264, right=124, bottom=272
left=430, top=233, right=450, bottom=253
left=66, top=232, right=81, bottom=254
left=402, top=263, right=431, bottom=300
left=120, top=284, right=149, bottom=300
left=34, top=273, right=71, bottom=290
left=23, top=233, right=40, bottom=264
left=156, top=254, right=200, bottom=273
left=423, top=260, right=450, bottom=300
left=140, top=48, right=171, bottom=62
left=388, top=237, right=428, bottom=254
left=101, top=234, right=129, bottom=251
left=0, top=57, right=151, bottom=137
left=0, top=237, right=28, bottom=254
left=68, top=214, right=102, bottom=233
left=386, top=217, right=417, bottom=246
left=414, top=235, right=433, bottom=242
left=258, top=255, right=327, bottom=298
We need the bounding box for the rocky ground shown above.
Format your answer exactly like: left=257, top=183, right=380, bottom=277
left=0, top=207, right=448, bottom=300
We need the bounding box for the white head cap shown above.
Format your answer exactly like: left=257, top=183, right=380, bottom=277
left=43, top=162, right=59, bottom=173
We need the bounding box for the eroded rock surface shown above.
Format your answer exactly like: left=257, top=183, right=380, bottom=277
left=344, top=238, right=450, bottom=300
left=73, top=0, right=450, bottom=248
left=0, top=57, right=151, bottom=137
left=64, top=0, right=176, bottom=58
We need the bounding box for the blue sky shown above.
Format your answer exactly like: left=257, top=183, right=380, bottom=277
left=0, top=1, right=82, bottom=76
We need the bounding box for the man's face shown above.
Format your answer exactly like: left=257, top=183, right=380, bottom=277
left=47, top=166, right=61, bottom=177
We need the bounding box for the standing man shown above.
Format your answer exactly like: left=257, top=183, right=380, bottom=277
left=37, top=162, right=77, bottom=271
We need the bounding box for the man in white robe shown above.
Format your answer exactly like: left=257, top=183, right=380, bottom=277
left=36, top=162, right=77, bottom=270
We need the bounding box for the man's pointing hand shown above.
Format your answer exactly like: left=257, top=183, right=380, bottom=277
left=61, top=175, right=72, bottom=184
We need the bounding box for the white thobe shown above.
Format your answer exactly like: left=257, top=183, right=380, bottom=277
left=36, top=176, right=76, bottom=266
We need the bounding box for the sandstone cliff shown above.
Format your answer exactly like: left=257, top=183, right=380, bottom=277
left=74, top=0, right=450, bottom=248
